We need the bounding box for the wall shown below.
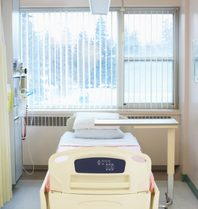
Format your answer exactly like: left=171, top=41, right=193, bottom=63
left=178, top=0, right=189, bottom=175
left=188, top=0, right=198, bottom=190
left=23, top=112, right=181, bottom=167
left=179, top=0, right=198, bottom=190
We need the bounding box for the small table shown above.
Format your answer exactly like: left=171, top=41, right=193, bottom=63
left=95, top=118, right=179, bottom=208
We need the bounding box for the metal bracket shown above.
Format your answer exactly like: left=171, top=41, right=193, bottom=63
left=159, top=193, right=173, bottom=208
left=159, top=174, right=174, bottom=208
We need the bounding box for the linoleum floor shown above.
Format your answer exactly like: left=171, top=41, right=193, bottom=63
left=1, top=167, right=198, bottom=209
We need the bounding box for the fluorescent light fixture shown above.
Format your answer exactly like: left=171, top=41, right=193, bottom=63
left=89, top=0, right=111, bottom=15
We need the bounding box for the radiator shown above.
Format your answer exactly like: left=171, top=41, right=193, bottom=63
left=22, top=114, right=180, bottom=167
left=26, top=115, right=171, bottom=127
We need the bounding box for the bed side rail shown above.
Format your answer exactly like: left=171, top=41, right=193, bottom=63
left=49, top=147, right=151, bottom=195
left=40, top=171, right=49, bottom=209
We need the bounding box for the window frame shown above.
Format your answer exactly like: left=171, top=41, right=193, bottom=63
left=20, top=7, right=179, bottom=110
left=118, top=8, right=179, bottom=109
left=20, top=8, right=119, bottom=109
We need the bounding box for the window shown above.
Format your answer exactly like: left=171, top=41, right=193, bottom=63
left=123, top=9, right=177, bottom=109
left=21, top=8, right=178, bottom=109
left=21, top=10, right=117, bottom=108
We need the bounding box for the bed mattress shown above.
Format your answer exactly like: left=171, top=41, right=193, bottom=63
left=58, top=131, right=140, bottom=147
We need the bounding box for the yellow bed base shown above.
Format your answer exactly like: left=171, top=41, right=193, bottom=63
left=40, top=115, right=159, bottom=209
left=40, top=147, right=159, bottom=209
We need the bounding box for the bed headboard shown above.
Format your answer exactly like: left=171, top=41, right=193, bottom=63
left=66, top=115, right=130, bottom=133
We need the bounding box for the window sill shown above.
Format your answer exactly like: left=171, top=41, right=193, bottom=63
left=27, top=108, right=181, bottom=116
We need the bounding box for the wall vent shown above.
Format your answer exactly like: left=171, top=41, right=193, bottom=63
left=128, top=116, right=171, bottom=119
left=27, top=115, right=171, bottom=127
left=27, top=116, right=70, bottom=126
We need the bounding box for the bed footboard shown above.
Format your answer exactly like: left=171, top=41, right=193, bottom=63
left=40, top=147, right=159, bottom=209
left=49, top=147, right=151, bottom=195
left=49, top=192, right=151, bottom=209
left=40, top=180, right=159, bottom=209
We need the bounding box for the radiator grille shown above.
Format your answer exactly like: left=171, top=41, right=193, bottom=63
left=128, top=116, right=171, bottom=119
left=27, top=115, right=171, bottom=126
left=27, top=116, right=70, bottom=126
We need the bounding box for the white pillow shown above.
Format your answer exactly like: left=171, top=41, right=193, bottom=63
left=74, top=129, right=124, bottom=139
left=73, top=112, right=120, bottom=130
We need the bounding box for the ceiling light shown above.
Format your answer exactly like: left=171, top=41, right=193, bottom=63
left=89, top=0, right=111, bottom=15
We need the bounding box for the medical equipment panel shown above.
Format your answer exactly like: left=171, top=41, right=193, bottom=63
left=14, top=117, right=23, bottom=181
left=14, top=106, right=18, bottom=118
left=75, top=157, right=125, bottom=173
left=13, top=77, right=20, bottom=106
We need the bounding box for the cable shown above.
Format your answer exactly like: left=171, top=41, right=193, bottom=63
left=20, top=105, right=33, bottom=139
left=18, top=88, right=33, bottom=139
left=18, top=88, right=35, bottom=175
left=22, top=105, right=28, bottom=140
left=21, top=106, right=34, bottom=175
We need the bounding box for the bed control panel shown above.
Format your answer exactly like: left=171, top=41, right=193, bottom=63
left=74, top=158, right=125, bottom=173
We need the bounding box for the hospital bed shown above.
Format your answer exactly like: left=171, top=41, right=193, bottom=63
left=40, top=115, right=160, bottom=209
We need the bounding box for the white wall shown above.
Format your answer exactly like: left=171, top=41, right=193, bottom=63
left=23, top=113, right=181, bottom=167
left=188, top=0, right=198, bottom=189
left=178, top=0, right=189, bottom=175
left=179, top=0, right=198, bottom=189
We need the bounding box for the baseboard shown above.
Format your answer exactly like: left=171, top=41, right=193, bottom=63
left=12, top=184, right=16, bottom=190
left=152, top=165, right=179, bottom=171
left=181, top=174, right=198, bottom=200
left=181, top=174, right=188, bottom=182
left=152, top=165, right=167, bottom=171
left=23, top=165, right=48, bottom=171
left=27, top=165, right=175, bottom=171
left=24, top=165, right=179, bottom=172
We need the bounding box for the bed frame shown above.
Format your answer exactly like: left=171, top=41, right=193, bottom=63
left=40, top=115, right=159, bottom=209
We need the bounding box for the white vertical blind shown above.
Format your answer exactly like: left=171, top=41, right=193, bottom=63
left=124, top=9, right=176, bottom=109
left=21, top=8, right=178, bottom=110
left=21, top=10, right=117, bottom=109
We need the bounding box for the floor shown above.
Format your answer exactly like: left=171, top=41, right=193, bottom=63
left=1, top=169, right=198, bottom=209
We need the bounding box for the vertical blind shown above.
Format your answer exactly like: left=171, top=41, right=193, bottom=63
left=123, top=9, right=176, bottom=109
left=21, top=10, right=117, bottom=109
left=21, top=8, right=178, bottom=109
